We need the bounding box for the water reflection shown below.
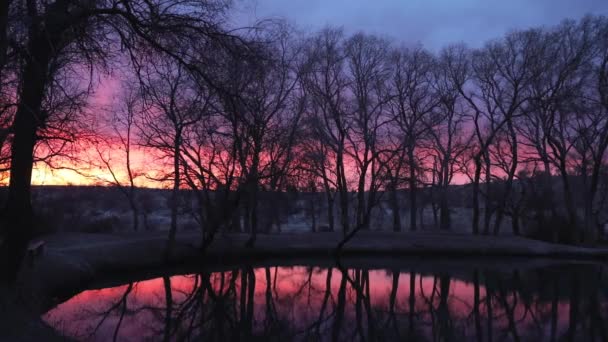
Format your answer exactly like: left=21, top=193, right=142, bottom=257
left=43, top=264, right=608, bottom=341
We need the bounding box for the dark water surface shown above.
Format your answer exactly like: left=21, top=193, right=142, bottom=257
left=43, top=262, right=608, bottom=341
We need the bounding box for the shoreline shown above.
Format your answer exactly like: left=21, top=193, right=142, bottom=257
left=21, top=231, right=608, bottom=307
left=6, top=230, right=608, bottom=341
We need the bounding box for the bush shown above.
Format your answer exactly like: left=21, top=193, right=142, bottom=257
left=32, top=210, right=64, bottom=236
left=81, top=216, right=119, bottom=234
left=524, top=215, right=579, bottom=244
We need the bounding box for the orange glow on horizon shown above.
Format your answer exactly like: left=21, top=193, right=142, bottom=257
left=0, top=128, right=474, bottom=189
left=0, top=159, right=471, bottom=189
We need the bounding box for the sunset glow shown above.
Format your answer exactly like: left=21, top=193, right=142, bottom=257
left=2, top=1, right=608, bottom=341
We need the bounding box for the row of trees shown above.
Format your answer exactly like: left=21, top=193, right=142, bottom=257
left=0, top=0, right=607, bottom=278
left=0, top=0, right=246, bottom=280
left=96, top=16, right=608, bottom=248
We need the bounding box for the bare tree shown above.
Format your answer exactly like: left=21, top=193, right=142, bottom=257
left=138, top=57, right=210, bottom=258
left=80, top=84, right=144, bottom=232
left=426, top=45, right=470, bottom=230
left=0, top=0, right=13, bottom=178
left=299, top=117, right=339, bottom=232
left=381, top=135, right=408, bottom=232
left=1, top=0, right=238, bottom=280
left=389, top=46, right=439, bottom=231
left=455, top=30, right=537, bottom=235
left=518, top=21, right=587, bottom=239
left=180, top=102, right=241, bottom=249
left=217, top=25, right=301, bottom=246
left=301, top=28, right=352, bottom=236
left=0, top=0, right=9, bottom=72
left=572, top=17, right=608, bottom=242
left=520, top=18, right=603, bottom=242
left=343, top=33, right=392, bottom=232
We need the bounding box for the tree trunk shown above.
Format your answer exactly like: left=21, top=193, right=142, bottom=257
left=408, top=147, right=417, bottom=231
left=559, top=169, right=578, bottom=243
left=1, top=31, right=52, bottom=282
left=332, top=271, right=347, bottom=341
left=243, top=193, right=251, bottom=233
left=583, top=156, right=603, bottom=243
left=162, top=276, right=173, bottom=342
left=356, top=167, right=367, bottom=229
left=245, top=162, right=259, bottom=247
left=483, top=152, right=492, bottom=235
left=239, top=269, right=248, bottom=338
left=439, top=189, right=450, bottom=230
left=408, top=272, right=416, bottom=337
left=473, top=270, right=483, bottom=342
left=431, top=194, right=439, bottom=229
left=389, top=271, right=399, bottom=315
left=438, top=275, right=451, bottom=340
left=337, top=147, right=349, bottom=236
left=248, top=181, right=258, bottom=245
left=390, top=182, right=401, bottom=232
left=485, top=273, right=494, bottom=342
left=245, top=267, right=255, bottom=338
left=494, top=120, right=518, bottom=235
left=542, top=159, right=557, bottom=216
left=327, top=196, right=335, bottom=232
left=439, top=156, right=451, bottom=230
left=362, top=271, right=374, bottom=340
left=128, top=194, right=139, bottom=232
left=321, top=170, right=335, bottom=232
left=472, top=156, right=483, bottom=235
left=165, top=135, right=180, bottom=260
left=310, top=196, right=317, bottom=232
left=0, top=0, right=9, bottom=70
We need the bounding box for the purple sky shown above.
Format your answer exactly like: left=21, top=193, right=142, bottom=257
left=234, top=0, right=608, bottom=50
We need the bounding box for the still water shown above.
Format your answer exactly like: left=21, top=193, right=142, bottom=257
left=43, top=263, right=608, bottom=341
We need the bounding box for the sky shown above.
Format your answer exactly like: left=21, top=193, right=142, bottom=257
left=234, top=0, right=608, bottom=50
left=22, top=0, right=608, bottom=186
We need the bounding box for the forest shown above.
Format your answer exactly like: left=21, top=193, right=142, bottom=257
left=0, top=1, right=607, bottom=282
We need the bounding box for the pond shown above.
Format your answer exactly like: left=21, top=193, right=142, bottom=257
left=43, top=261, right=608, bottom=341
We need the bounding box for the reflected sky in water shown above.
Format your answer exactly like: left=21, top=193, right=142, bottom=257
left=43, top=264, right=608, bottom=341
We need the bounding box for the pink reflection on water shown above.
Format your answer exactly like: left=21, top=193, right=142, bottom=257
left=43, top=266, right=595, bottom=341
